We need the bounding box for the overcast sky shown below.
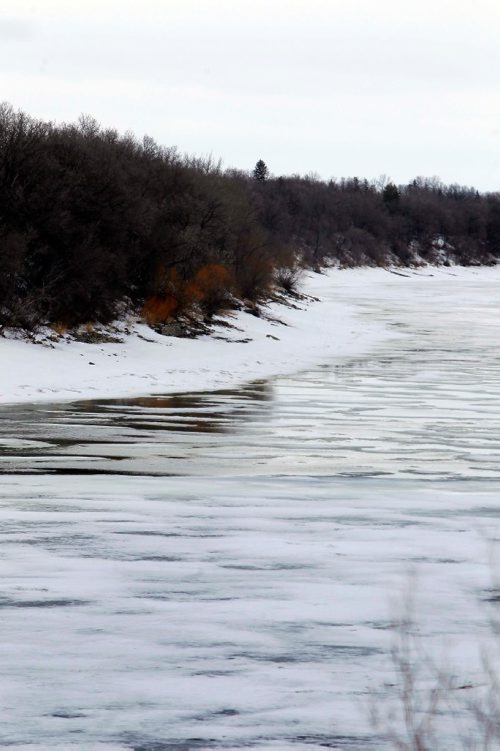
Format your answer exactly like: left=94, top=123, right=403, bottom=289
left=1, top=0, right=499, bottom=190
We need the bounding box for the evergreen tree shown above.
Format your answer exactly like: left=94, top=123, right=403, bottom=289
left=382, top=182, right=400, bottom=204
left=253, top=159, right=269, bottom=182
left=382, top=182, right=400, bottom=213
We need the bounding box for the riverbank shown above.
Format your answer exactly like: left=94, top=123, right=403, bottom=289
left=0, top=265, right=498, bottom=406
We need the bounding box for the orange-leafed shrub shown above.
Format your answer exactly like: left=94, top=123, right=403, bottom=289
left=184, top=264, right=234, bottom=317
left=142, top=295, right=179, bottom=325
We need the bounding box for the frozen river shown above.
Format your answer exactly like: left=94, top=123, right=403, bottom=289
left=1, top=271, right=499, bottom=749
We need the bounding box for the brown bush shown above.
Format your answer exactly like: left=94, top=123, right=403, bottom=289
left=142, top=295, right=179, bottom=325
left=51, top=321, right=69, bottom=336
left=184, top=263, right=234, bottom=317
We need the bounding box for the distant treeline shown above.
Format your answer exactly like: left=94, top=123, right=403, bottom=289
left=0, top=103, right=499, bottom=331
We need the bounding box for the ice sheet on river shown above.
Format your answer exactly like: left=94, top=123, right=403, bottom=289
left=0, top=268, right=499, bottom=749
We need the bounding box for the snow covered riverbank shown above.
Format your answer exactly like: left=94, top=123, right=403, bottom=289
left=0, top=265, right=499, bottom=406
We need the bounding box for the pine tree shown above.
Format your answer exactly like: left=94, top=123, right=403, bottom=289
left=382, top=182, right=400, bottom=209
left=253, top=159, right=269, bottom=182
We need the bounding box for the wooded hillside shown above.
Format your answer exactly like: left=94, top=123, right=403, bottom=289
left=0, top=104, right=498, bottom=332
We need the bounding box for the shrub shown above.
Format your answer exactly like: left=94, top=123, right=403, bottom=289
left=184, top=264, right=235, bottom=318
left=236, top=258, right=274, bottom=302
left=142, top=295, right=179, bottom=325
left=274, top=265, right=303, bottom=294
left=52, top=321, right=69, bottom=336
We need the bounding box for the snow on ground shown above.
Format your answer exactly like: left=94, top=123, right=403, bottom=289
left=0, top=264, right=499, bottom=406
left=0, top=270, right=385, bottom=406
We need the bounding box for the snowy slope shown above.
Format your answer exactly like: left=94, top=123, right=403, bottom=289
left=1, top=265, right=499, bottom=406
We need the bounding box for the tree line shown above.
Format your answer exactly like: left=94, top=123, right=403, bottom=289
left=0, top=103, right=498, bottom=332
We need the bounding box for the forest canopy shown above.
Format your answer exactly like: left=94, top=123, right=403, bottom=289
left=0, top=103, right=498, bottom=332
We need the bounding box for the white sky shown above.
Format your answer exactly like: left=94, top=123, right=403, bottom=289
left=1, top=0, right=499, bottom=190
